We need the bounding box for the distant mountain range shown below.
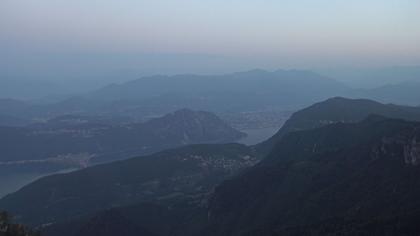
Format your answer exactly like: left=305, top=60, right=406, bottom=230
left=318, top=66, right=420, bottom=88
left=3, top=97, right=420, bottom=236
left=365, top=81, right=420, bottom=105
left=86, top=69, right=348, bottom=111
left=2, top=69, right=420, bottom=126
left=0, top=70, right=349, bottom=122
left=2, top=66, right=420, bottom=100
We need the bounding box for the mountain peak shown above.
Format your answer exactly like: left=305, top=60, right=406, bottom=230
left=257, top=97, right=420, bottom=155
left=171, top=108, right=198, bottom=116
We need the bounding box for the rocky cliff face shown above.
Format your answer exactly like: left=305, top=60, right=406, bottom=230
left=403, top=137, right=420, bottom=165
left=372, top=130, right=420, bottom=166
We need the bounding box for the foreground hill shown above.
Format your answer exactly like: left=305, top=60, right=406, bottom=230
left=207, top=116, right=420, bottom=235
left=258, top=97, right=420, bottom=154
left=42, top=201, right=208, bottom=236
left=38, top=116, right=420, bottom=236
left=0, top=144, right=258, bottom=226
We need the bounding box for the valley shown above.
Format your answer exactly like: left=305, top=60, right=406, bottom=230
left=2, top=2, right=419, bottom=235
left=3, top=97, right=420, bottom=236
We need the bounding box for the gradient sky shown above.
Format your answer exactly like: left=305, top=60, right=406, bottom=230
left=1, top=0, right=420, bottom=82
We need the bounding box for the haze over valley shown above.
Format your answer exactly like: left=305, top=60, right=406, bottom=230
left=1, top=0, right=420, bottom=235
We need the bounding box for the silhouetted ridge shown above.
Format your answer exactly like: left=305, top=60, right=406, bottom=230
left=257, top=97, right=420, bottom=155
left=207, top=117, right=420, bottom=235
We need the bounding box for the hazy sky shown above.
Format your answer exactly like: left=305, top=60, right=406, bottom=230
left=1, top=0, right=420, bottom=82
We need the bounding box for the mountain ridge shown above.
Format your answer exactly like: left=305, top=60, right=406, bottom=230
left=257, top=97, right=420, bottom=154
left=0, top=108, right=245, bottom=163
left=206, top=117, right=420, bottom=235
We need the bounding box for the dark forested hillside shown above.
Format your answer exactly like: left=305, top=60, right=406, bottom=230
left=207, top=116, right=420, bottom=235
left=42, top=202, right=207, bottom=236
left=258, top=97, right=420, bottom=154
left=0, top=143, right=258, bottom=227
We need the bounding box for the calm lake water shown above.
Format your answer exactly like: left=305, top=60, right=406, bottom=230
left=0, top=173, right=43, bottom=198
left=237, top=126, right=281, bottom=145
left=0, top=169, right=77, bottom=198
left=0, top=127, right=281, bottom=198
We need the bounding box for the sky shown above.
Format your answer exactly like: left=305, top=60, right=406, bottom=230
left=1, top=0, right=420, bottom=84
